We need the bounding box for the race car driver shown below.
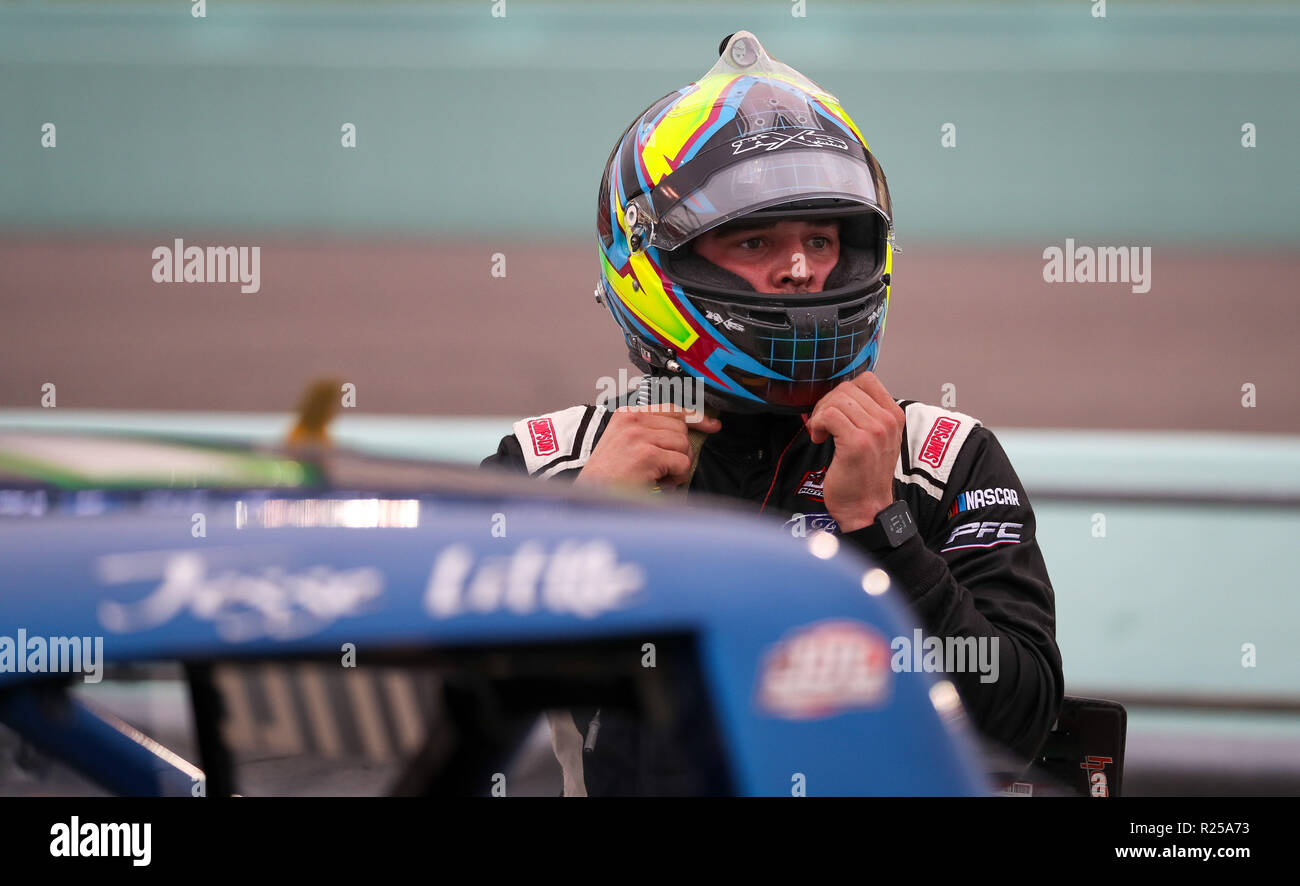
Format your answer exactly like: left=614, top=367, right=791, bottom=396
left=481, top=32, right=1064, bottom=794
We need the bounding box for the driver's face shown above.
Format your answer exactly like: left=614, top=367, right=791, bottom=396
left=690, top=218, right=841, bottom=293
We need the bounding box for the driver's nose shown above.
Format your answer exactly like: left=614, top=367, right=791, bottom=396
left=768, top=237, right=817, bottom=292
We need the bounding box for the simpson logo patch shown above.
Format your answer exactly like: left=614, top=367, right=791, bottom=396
left=919, top=417, right=960, bottom=469
left=757, top=620, right=891, bottom=720
left=526, top=418, right=558, bottom=457
left=512, top=405, right=606, bottom=478
left=896, top=403, right=981, bottom=498
left=795, top=467, right=827, bottom=500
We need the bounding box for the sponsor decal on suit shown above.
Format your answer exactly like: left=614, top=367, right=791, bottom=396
left=527, top=418, right=559, bottom=457
left=940, top=520, right=1023, bottom=552
left=919, top=417, right=960, bottom=469
left=785, top=512, right=840, bottom=537
left=795, top=467, right=827, bottom=501
left=948, top=486, right=1021, bottom=517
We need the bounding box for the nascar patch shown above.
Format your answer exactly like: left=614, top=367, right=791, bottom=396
left=948, top=486, right=1022, bottom=517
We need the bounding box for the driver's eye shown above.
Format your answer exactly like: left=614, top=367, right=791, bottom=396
left=738, top=237, right=765, bottom=250
left=808, top=236, right=831, bottom=249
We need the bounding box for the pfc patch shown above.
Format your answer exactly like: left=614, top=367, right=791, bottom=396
left=940, top=520, right=1023, bottom=552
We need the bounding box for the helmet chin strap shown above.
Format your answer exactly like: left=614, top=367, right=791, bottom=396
left=638, top=372, right=718, bottom=494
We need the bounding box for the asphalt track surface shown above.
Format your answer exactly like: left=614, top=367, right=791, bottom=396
left=2, top=239, right=1296, bottom=434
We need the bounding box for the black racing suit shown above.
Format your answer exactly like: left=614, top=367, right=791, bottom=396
left=481, top=390, right=1064, bottom=794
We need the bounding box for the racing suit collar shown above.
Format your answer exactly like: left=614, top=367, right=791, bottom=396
left=711, top=409, right=807, bottom=453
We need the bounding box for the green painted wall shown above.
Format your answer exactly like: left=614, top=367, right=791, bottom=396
left=2, top=2, right=1297, bottom=242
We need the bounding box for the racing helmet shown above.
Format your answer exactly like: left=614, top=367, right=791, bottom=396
left=595, top=31, right=895, bottom=414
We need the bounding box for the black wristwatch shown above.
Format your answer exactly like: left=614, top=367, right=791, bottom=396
left=846, top=500, right=917, bottom=553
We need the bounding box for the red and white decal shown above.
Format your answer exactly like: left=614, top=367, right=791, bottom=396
left=527, top=418, right=558, bottom=457
left=757, top=620, right=891, bottom=720
left=919, top=416, right=960, bottom=469
left=896, top=403, right=981, bottom=499
left=1080, top=755, right=1113, bottom=797
left=795, top=467, right=827, bottom=500
left=512, top=405, right=606, bottom=478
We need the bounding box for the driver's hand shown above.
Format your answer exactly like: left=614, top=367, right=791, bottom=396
left=804, top=372, right=904, bottom=533
left=574, top=404, right=721, bottom=491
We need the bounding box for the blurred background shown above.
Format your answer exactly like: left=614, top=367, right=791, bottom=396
left=2, top=0, right=1299, bottom=794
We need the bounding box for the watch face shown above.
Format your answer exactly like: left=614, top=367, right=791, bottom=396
left=884, top=502, right=915, bottom=544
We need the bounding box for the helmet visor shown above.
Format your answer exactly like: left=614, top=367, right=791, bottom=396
left=646, top=149, right=889, bottom=252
